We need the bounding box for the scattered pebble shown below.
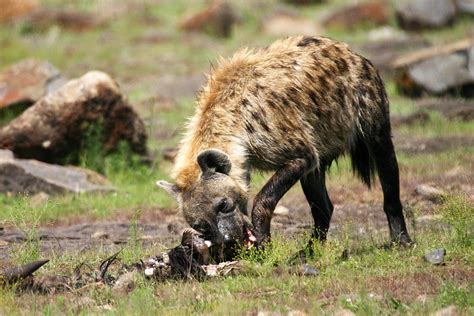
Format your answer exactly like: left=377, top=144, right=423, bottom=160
left=333, top=309, right=356, bottom=316
left=415, top=184, right=446, bottom=202
left=424, top=248, right=446, bottom=265
left=0, top=240, right=9, bottom=246
left=91, top=231, right=109, bottom=240
left=432, top=305, right=457, bottom=316
left=287, top=310, right=308, bottom=316
left=298, top=264, right=319, bottom=277
left=274, top=205, right=290, bottom=216
left=30, top=192, right=50, bottom=207
left=113, top=272, right=136, bottom=293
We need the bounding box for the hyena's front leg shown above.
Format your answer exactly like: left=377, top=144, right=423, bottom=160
left=252, top=158, right=311, bottom=245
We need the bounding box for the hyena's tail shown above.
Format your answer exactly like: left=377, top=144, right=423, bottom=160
left=349, top=126, right=377, bottom=189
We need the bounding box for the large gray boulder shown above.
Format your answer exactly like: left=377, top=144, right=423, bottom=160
left=408, top=52, right=472, bottom=94
left=0, top=149, right=113, bottom=195
left=396, top=0, right=457, bottom=30
left=0, top=71, right=148, bottom=163
left=393, top=39, right=474, bottom=97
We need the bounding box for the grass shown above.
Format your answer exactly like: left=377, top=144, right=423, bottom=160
left=1, top=195, right=472, bottom=315
left=0, top=0, right=473, bottom=314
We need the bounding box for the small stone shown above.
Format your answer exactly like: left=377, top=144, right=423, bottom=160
left=179, top=0, right=238, bottom=38
left=299, top=264, right=319, bottom=277
left=274, top=205, right=289, bottom=216
left=432, top=305, right=457, bottom=316
left=91, top=231, right=109, bottom=240
left=29, top=192, right=49, bottom=207
left=0, top=240, right=9, bottom=246
left=72, top=296, right=95, bottom=310
left=416, top=184, right=446, bottom=202
left=113, top=272, right=136, bottom=293
left=322, top=2, right=389, bottom=30
left=424, top=248, right=446, bottom=265
left=287, top=310, right=308, bottom=316
left=262, top=12, right=323, bottom=37
left=416, top=214, right=443, bottom=224
left=138, top=235, right=154, bottom=241
left=333, top=309, right=356, bottom=316
left=161, top=147, right=178, bottom=162
left=367, top=26, right=408, bottom=42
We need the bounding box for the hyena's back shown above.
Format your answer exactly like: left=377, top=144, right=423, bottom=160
left=180, top=36, right=389, bottom=187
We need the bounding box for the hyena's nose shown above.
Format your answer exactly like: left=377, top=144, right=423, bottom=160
left=223, top=234, right=236, bottom=247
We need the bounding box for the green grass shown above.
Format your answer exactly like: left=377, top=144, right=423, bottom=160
left=1, top=195, right=472, bottom=315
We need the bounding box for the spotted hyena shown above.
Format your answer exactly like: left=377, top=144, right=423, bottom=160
left=157, top=36, right=412, bottom=255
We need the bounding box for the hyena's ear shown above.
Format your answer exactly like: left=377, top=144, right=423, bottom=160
left=156, top=180, right=181, bottom=201
left=197, top=149, right=232, bottom=175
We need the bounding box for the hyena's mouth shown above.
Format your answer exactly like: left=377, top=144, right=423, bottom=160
left=244, top=226, right=257, bottom=249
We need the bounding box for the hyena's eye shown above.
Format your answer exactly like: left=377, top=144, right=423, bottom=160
left=213, top=197, right=233, bottom=214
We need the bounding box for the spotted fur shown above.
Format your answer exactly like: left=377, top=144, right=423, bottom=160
left=166, top=35, right=411, bottom=248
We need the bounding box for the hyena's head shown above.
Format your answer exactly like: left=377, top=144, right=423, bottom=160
left=157, top=149, right=254, bottom=257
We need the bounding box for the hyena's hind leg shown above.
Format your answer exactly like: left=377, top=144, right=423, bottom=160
left=300, top=167, right=334, bottom=242
left=371, top=129, right=412, bottom=246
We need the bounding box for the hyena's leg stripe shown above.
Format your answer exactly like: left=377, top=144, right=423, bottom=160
left=371, top=132, right=412, bottom=245
left=252, top=158, right=311, bottom=243
left=300, top=168, right=334, bottom=241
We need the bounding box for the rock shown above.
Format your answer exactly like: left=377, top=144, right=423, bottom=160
left=72, top=296, right=96, bottom=311
left=333, top=309, right=356, bottom=316
left=396, top=0, right=457, bottom=30
left=416, top=214, right=443, bottom=224
left=0, top=149, right=114, bottom=195
left=262, top=11, right=323, bottom=37
left=415, top=184, right=446, bottom=202
left=0, top=240, right=9, bottom=246
left=432, top=305, right=458, bottom=316
left=0, top=71, right=148, bottom=163
left=179, top=1, right=238, bottom=38
left=457, top=0, right=474, bottom=15
left=287, top=310, right=308, bottom=316
left=25, top=9, right=104, bottom=32
left=113, top=272, right=136, bottom=293
left=161, top=147, right=178, bottom=162
left=298, top=263, right=319, bottom=276
left=358, top=36, right=430, bottom=78
left=274, top=205, right=290, bottom=216
left=367, top=26, right=408, bottom=42
left=393, top=39, right=474, bottom=97
left=409, top=53, right=471, bottom=94
left=283, top=0, right=324, bottom=5
left=29, top=192, right=50, bottom=207
left=0, top=59, right=65, bottom=111
left=322, top=2, right=389, bottom=30
left=424, top=248, right=446, bottom=265
left=0, top=0, right=39, bottom=23
left=91, top=231, right=109, bottom=239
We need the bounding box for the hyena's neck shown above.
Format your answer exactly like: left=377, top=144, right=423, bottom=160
left=172, top=109, right=249, bottom=193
